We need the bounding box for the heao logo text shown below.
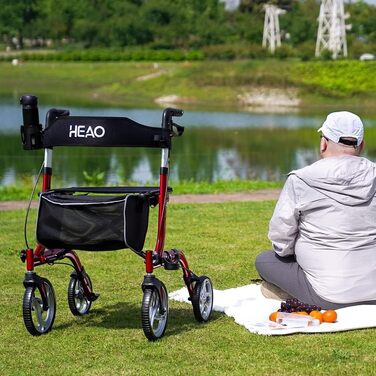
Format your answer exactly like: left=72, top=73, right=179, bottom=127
left=69, top=125, right=106, bottom=138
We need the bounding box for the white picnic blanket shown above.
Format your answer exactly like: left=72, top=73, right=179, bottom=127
left=169, top=284, right=376, bottom=335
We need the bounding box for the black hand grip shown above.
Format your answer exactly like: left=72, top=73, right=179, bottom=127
left=21, top=95, right=39, bottom=128
left=168, top=108, right=183, bottom=117
left=20, top=94, right=43, bottom=150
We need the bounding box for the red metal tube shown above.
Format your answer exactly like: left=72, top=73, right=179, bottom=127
left=145, top=250, right=153, bottom=273
left=179, top=252, right=191, bottom=280
left=179, top=251, right=194, bottom=297
left=65, top=250, right=83, bottom=270
left=42, top=172, right=51, bottom=192
left=26, top=248, right=34, bottom=271
left=155, top=172, right=168, bottom=253
left=34, top=243, right=43, bottom=257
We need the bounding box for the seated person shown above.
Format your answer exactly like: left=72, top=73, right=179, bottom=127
left=256, top=111, right=376, bottom=309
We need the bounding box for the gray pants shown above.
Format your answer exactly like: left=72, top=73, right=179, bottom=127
left=255, top=250, right=376, bottom=309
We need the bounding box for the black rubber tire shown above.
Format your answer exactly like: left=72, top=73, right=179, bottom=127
left=192, top=276, right=213, bottom=322
left=67, top=272, right=92, bottom=316
left=141, top=282, right=169, bottom=341
left=22, top=278, right=56, bottom=336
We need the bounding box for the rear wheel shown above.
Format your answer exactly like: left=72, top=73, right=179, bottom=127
left=67, top=272, right=92, bottom=316
left=141, top=282, right=169, bottom=340
left=23, top=278, right=56, bottom=336
left=192, top=276, right=213, bottom=322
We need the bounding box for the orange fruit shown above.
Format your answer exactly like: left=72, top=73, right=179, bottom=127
left=322, top=309, right=337, bottom=323
left=309, top=310, right=323, bottom=323
left=296, top=311, right=309, bottom=315
left=269, top=312, right=278, bottom=322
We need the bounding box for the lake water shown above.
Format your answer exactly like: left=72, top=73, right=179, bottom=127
left=1, top=99, right=376, bottom=186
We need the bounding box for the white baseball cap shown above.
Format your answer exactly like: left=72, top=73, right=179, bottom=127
left=317, top=111, right=364, bottom=146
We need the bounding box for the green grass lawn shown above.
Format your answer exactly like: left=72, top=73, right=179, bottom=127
left=1, top=202, right=375, bottom=375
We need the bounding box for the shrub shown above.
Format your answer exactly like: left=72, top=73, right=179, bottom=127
left=6, top=48, right=204, bottom=62
left=274, top=45, right=297, bottom=60
left=202, top=43, right=268, bottom=60
left=296, top=42, right=315, bottom=61
left=318, top=49, right=333, bottom=61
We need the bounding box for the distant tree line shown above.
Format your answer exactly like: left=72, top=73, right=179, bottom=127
left=0, top=0, right=375, bottom=58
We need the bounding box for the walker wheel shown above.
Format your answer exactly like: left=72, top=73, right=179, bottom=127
left=22, top=277, right=56, bottom=336
left=192, top=276, right=213, bottom=322
left=67, top=272, right=93, bottom=316
left=141, top=282, right=169, bottom=340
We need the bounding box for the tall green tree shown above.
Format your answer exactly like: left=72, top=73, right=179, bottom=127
left=0, top=0, right=375, bottom=55
left=0, top=0, right=40, bottom=47
left=348, top=0, right=376, bottom=44
left=281, top=0, right=318, bottom=45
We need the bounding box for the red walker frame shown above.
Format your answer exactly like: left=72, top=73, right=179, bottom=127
left=19, top=95, right=213, bottom=340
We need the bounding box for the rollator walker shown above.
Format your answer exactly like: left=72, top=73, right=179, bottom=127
left=19, top=95, right=213, bottom=340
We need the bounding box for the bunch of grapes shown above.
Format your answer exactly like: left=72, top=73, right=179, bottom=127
left=278, top=298, right=321, bottom=314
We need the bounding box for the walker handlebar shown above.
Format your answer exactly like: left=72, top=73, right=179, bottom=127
left=19, top=96, right=185, bottom=150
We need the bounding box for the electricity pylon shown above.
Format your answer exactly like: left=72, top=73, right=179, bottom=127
left=315, top=0, right=350, bottom=59
left=262, top=4, right=286, bottom=54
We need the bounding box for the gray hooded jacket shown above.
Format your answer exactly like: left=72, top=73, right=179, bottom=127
left=269, top=155, right=376, bottom=303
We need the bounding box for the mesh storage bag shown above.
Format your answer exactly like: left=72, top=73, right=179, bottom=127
left=36, top=191, right=149, bottom=252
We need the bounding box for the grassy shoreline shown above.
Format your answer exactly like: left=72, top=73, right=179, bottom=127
left=2, top=60, right=376, bottom=112
left=0, top=180, right=282, bottom=201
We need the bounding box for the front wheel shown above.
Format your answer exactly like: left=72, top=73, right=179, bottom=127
left=192, top=276, right=213, bottom=322
left=67, top=272, right=92, bottom=316
left=22, top=278, right=56, bottom=336
left=141, top=282, right=169, bottom=340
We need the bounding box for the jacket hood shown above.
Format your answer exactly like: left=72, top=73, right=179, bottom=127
left=290, top=156, right=376, bottom=205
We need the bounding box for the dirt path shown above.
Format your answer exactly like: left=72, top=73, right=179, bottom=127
left=0, top=189, right=281, bottom=211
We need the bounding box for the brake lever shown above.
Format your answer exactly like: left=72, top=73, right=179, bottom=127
left=172, top=122, right=184, bottom=137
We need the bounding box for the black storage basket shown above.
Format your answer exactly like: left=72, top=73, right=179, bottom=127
left=36, top=191, right=149, bottom=252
